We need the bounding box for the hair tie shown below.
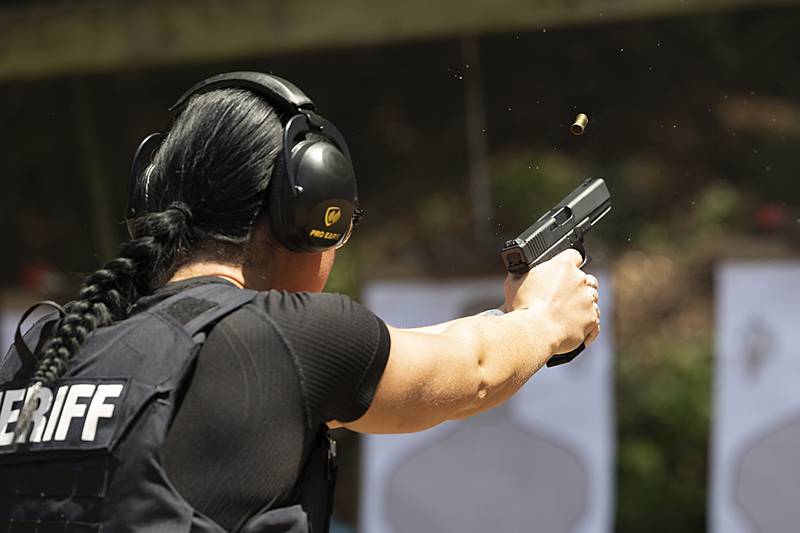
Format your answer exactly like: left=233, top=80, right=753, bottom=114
left=168, top=201, right=194, bottom=224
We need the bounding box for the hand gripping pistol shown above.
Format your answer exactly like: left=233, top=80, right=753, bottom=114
left=501, top=178, right=611, bottom=367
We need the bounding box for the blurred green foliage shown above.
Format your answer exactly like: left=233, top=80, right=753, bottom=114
left=325, top=248, right=360, bottom=298
left=492, top=149, right=589, bottom=226
left=616, top=335, right=712, bottom=532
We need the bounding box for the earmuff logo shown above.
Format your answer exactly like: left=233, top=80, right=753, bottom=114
left=325, top=207, right=342, bottom=227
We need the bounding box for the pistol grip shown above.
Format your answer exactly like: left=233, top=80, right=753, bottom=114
left=546, top=343, right=585, bottom=367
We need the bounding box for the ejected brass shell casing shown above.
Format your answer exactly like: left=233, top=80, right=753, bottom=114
left=571, top=113, right=589, bottom=135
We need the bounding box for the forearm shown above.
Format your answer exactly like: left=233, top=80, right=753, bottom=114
left=437, top=308, right=557, bottom=418
left=344, top=308, right=560, bottom=435
left=407, top=313, right=486, bottom=335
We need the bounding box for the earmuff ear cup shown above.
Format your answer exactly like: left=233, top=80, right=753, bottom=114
left=128, top=133, right=165, bottom=219
left=267, top=150, right=299, bottom=251
left=127, top=133, right=166, bottom=237
left=267, top=138, right=357, bottom=252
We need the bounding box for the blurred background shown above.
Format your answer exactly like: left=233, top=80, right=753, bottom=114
left=1, top=1, right=799, bottom=532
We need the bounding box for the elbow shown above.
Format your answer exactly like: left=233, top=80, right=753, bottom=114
left=472, top=361, right=495, bottom=406
left=427, top=325, right=519, bottom=424
left=463, top=317, right=538, bottom=418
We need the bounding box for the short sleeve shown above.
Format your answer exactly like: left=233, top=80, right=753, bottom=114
left=258, top=291, right=391, bottom=425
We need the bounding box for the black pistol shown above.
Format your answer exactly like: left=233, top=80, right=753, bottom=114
left=501, top=177, right=611, bottom=367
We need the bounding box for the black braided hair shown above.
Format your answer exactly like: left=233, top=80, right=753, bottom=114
left=14, top=88, right=283, bottom=440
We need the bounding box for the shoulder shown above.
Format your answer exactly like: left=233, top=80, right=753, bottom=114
left=252, top=290, right=373, bottom=322
left=247, top=291, right=391, bottom=424
left=236, top=290, right=385, bottom=355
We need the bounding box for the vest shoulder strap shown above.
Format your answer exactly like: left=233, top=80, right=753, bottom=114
left=149, top=283, right=258, bottom=339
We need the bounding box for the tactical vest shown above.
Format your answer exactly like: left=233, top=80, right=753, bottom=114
left=0, top=284, right=337, bottom=533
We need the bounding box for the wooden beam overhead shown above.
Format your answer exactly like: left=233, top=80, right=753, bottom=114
left=0, top=0, right=797, bottom=81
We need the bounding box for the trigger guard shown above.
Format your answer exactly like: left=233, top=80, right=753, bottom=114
left=573, top=243, right=590, bottom=269
left=580, top=251, right=591, bottom=269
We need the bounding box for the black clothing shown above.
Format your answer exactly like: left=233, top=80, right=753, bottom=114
left=0, top=283, right=262, bottom=532
left=0, top=279, right=390, bottom=532
left=136, top=278, right=391, bottom=531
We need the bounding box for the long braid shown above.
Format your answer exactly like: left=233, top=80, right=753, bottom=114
left=14, top=88, right=284, bottom=440
left=14, top=206, right=193, bottom=440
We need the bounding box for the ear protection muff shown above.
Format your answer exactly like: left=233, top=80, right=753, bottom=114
left=128, top=71, right=359, bottom=252
left=127, top=132, right=165, bottom=236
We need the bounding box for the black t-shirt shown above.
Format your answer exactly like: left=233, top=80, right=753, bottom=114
left=133, top=277, right=391, bottom=531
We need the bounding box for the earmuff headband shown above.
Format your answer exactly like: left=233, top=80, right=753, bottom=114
left=170, top=71, right=315, bottom=117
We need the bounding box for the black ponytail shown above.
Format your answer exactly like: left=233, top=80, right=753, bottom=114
left=15, top=88, right=283, bottom=439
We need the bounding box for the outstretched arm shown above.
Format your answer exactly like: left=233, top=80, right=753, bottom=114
left=340, top=250, right=600, bottom=434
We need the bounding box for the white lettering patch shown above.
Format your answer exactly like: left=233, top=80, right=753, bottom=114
left=0, top=381, right=126, bottom=449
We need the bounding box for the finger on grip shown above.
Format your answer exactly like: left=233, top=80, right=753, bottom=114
left=557, top=248, right=583, bottom=266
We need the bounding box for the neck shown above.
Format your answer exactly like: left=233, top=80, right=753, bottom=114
left=168, top=229, right=332, bottom=293
left=170, top=263, right=246, bottom=289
